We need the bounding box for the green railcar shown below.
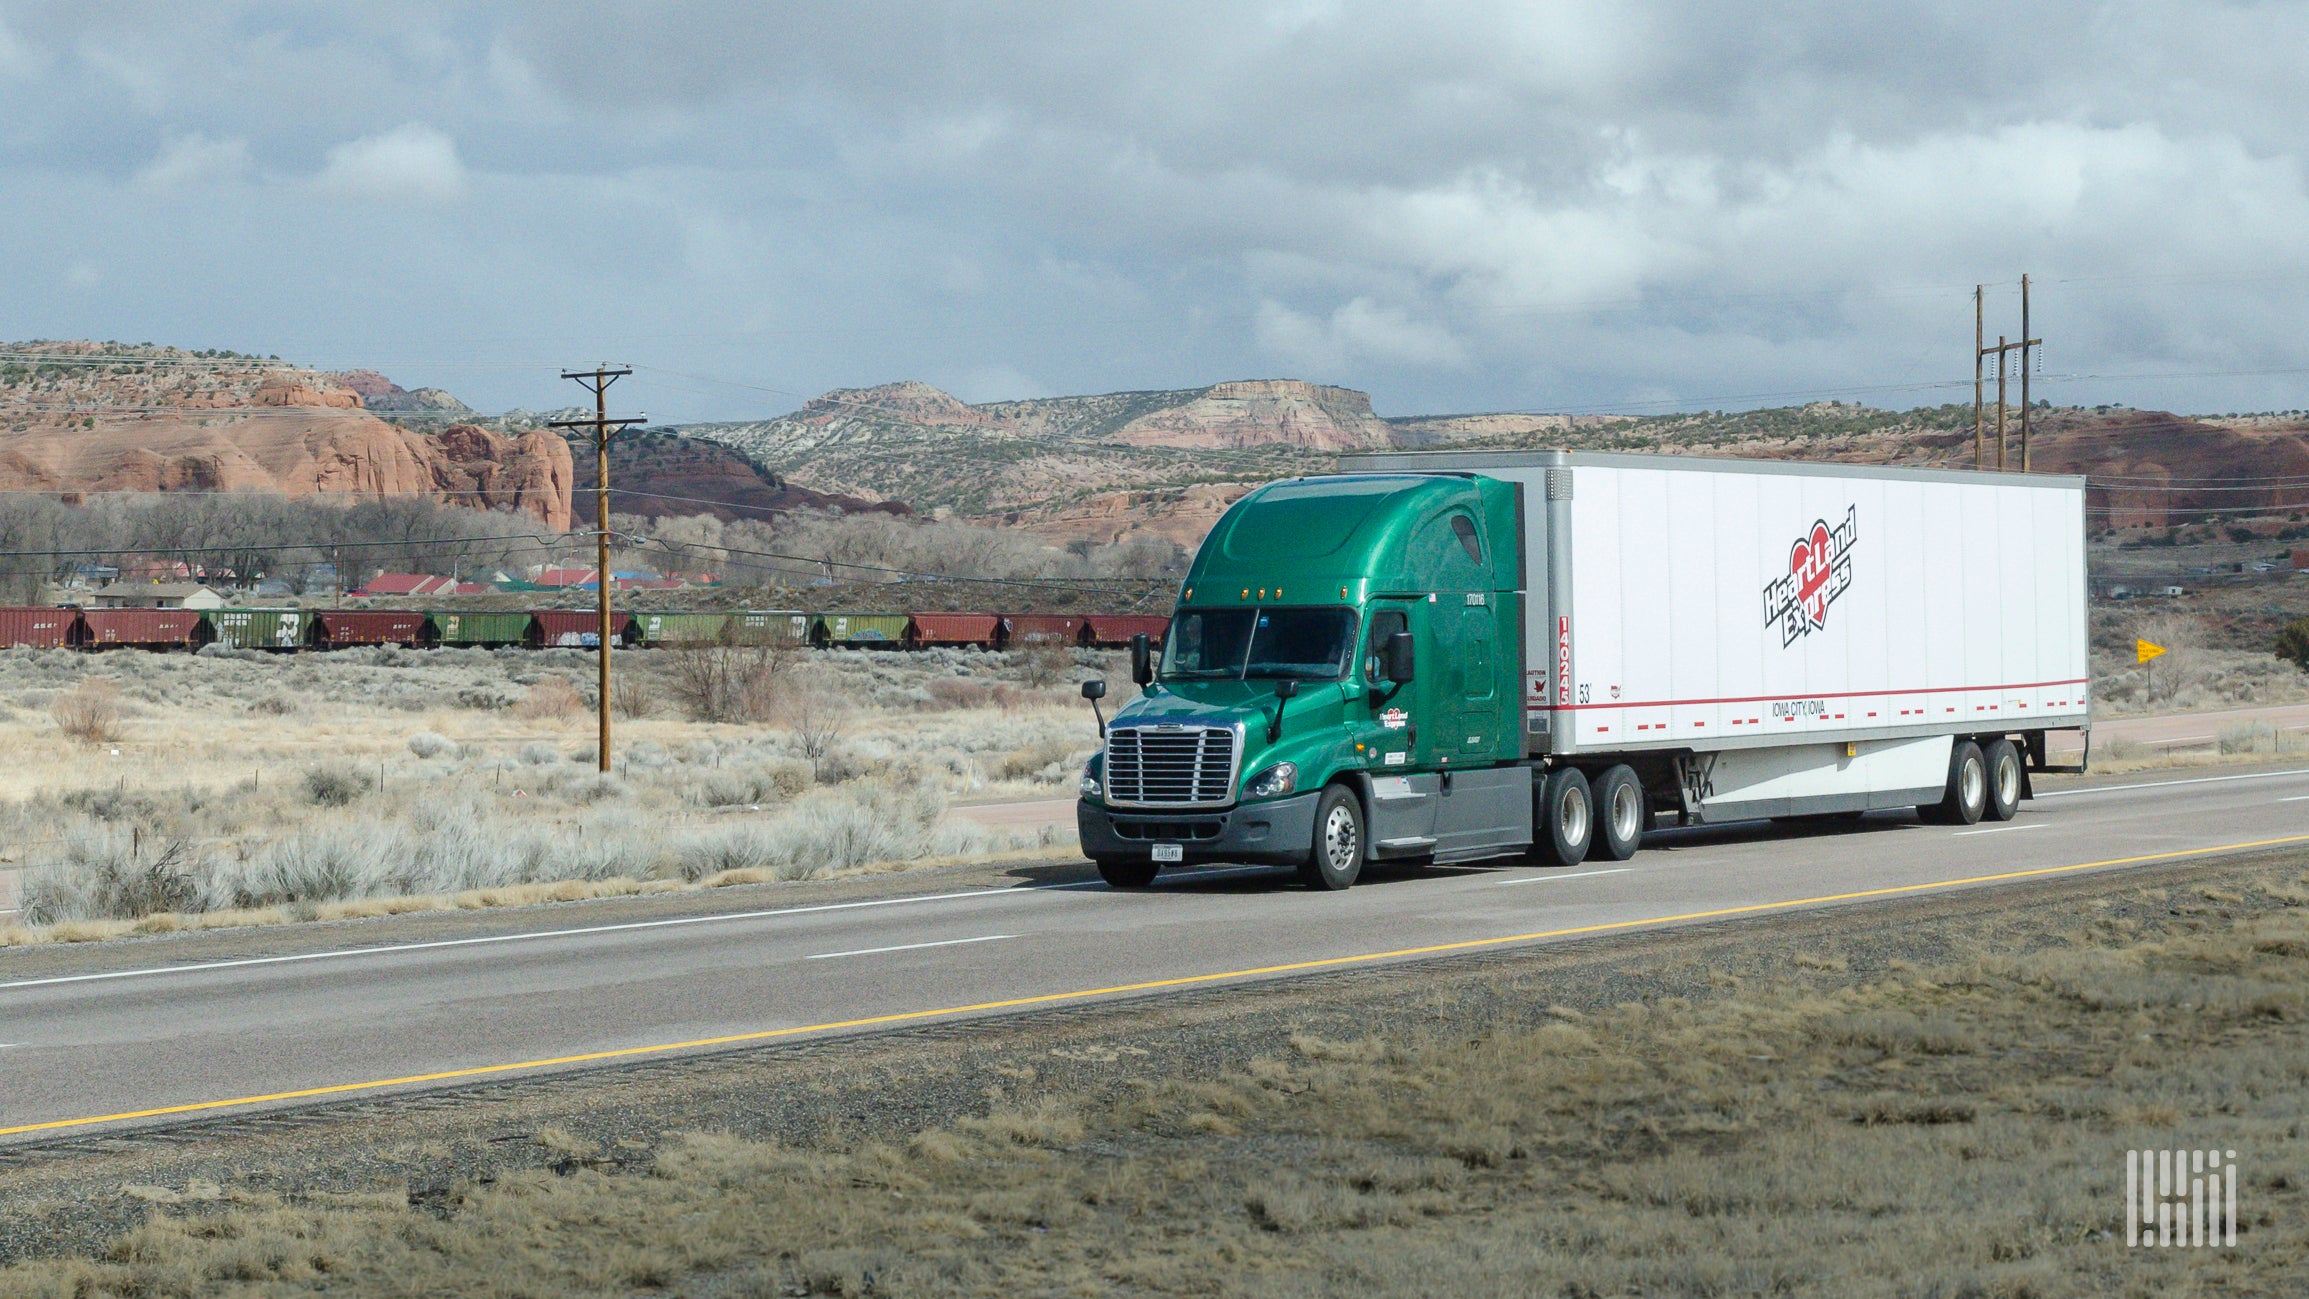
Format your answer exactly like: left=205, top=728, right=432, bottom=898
left=632, top=612, right=732, bottom=645
left=204, top=607, right=306, bottom=650
left=811, top=612, right=909, bottom=647
left=729, top=609, right=812, bottom=646
left=431, top=611, right=534, bottom=647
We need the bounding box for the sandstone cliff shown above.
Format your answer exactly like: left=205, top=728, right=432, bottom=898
left=0, top=343, right=572, bottom=529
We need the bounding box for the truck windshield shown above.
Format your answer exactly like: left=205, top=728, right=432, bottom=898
left=1160, top=607, right=1359, bottom=681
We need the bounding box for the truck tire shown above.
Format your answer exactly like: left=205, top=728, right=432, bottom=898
left=1537, top=767, right=1594, bottom=867
left=1981, top=738, right=2022, bottom=822
left=1095, top=857, right=1160, bottom=889
left=1591, top=764, right=1644, bottom=861
left=1920, top=740, right=1987, bottom=825
left=1296, top=785, right=1365, bottom=891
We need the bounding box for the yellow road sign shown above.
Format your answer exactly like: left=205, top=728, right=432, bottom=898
left=2136, top=638, right=2167, bottom=664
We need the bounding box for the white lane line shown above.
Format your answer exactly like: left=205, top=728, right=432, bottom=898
left=2034, top=768, right=2309, bottom=799
left=2281, top=795, right=2309, bottom=803
left=1954, top=823, right=2048, bottom=837
left=806, top=934, right=1014, bottom=961
left=1496, top=868, right=1633, bottom=885
left=0, top=883, right=1099, bottom=992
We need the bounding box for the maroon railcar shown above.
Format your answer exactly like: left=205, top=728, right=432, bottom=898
left=77, top=608, right=210, bottom=650
left=308, top=610, right=432, bottom=648
left=527, top=609, right=637, bottom=649
left=1080, top=615, right=1171, bottom=649
left=0, top=607, right=83, bottom=649
left=1001, top=614, right=1086, bottom=647
left=907, top=612, right=1004, bottom=648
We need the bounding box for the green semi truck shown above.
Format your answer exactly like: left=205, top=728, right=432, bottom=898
left=1075, top=452, right=2090, bottom=889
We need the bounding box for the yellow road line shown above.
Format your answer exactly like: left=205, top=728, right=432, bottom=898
left=7, top=832, right=2308, bottom=1140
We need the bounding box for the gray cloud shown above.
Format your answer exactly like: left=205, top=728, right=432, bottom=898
left=1, top=1, right=2306, bottom=420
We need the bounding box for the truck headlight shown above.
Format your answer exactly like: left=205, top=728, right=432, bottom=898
left=1079, top=754, right=1103, bottom=798
left=1244, top=761, right=1297, bottom=800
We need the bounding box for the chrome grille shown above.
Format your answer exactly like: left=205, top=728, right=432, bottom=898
left=1105, top=725, right=1239, bottom=808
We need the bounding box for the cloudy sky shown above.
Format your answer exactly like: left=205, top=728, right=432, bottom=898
left=3, top=1, right=2307, bottom=422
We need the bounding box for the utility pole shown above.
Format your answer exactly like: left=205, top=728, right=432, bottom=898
left=1973, top=285, right=1985, bottom=469
left=549, top=367, right=644, bottom=775
left=1973, top=276, right=2042, bottom=472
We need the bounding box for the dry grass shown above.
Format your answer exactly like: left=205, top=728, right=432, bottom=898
left=0, top=644, right=1111, bottom=940
left=7, top=870, right=2305, bottom=1296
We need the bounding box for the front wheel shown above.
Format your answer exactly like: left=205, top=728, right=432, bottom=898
left=1095, top=856, right=1160, bottom=889
left=1296, top=785, right=1365, bottom=890
left=1536, top=767, right=1594, bottom=867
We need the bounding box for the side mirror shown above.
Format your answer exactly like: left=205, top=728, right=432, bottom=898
left=1080, top=677, right=1107, bottom=738
left=1130, top=632, right=1153, bottom=686
left=1267, top=678, right=1298, bottom=743
left=1384, top=631, right=1416, bottom=683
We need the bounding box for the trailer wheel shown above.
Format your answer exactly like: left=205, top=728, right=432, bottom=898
left=1920, top=741, right=1987, bottom=825
left=1537, top=767, right=1594, bottom=867
left=1095, top=857, right=1159, bottom=889
left=1591, top=765, right=1644, bottom=861
left=1981, top=738, right=2022, bottom=821
left=1296, top=785, right=1365, bottom=891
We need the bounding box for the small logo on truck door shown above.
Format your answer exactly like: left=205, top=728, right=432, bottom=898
left=1762, top=506, right=1857, bottom=647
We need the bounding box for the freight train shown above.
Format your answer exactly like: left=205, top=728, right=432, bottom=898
left=0, top=607, right=1170, bottom=654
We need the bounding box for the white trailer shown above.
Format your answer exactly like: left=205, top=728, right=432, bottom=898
left=1338, top=450, right=2090, bottom=828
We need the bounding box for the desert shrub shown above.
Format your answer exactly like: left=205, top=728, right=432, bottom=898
left=994, top=737, right=1086, bottom=782
left=611, top=670, right=659, bottom=719
left=60, top=787, right=164, bottom=823
left=669, top=642, right=792, bottom=723
left=514, top=675, right=584, bottom=721
left=249, top=692, right=299, bottom=716
left=922, top=677, right=1025, bottom=711
left=2279, top=617, right=2309, bottom=673
left=456, top=685, right=515, bottom=711
left=21, top=824, right=202, bottom=923
left=303, top=765, right=371, bottom=807
left=50, top=678, right=122, bottom=743
left=407, top=731, right=458, bottom=759
left=519, top=741, right=560, bottom=765
left=1016, top=644, right=1072, bottom=688
left=780, top=671, right=853, bottom=781
left=693, top=764, right=809, bottom=808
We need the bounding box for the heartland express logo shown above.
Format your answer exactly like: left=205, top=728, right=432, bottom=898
left=1761, top=506, right=1857, bottom=647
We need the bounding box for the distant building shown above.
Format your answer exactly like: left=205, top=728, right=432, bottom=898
left=88, top=582, right=224, bottom=610
left=2293, top=546, right=2309, bottom=572
left=352, top=573, right=489, bottom=598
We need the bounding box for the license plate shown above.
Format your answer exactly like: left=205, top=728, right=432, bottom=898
left=1151, top=843, right=1183, bottom=863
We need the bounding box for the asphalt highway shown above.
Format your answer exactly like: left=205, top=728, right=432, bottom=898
left=5, top=764, right=2308, bottom=1145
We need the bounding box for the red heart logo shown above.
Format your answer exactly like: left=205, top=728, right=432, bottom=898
left=1790, top=521, right=1834, bottom=628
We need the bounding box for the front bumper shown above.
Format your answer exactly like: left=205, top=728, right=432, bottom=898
left=1077, top=791, right=1323, bottom=867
